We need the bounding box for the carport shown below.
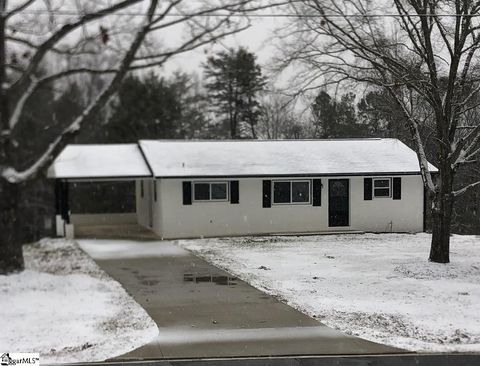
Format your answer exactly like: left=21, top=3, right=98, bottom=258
left=47, top=144, right=152, bottom=238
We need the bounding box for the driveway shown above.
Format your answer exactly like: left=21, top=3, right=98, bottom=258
left=77, top=239, right=405, bottom=360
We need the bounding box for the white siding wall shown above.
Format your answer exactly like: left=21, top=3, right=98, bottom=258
left=136, top=179, right=150, bottom=228
left=136, top=179, right=162, bottom=233
left=152, top=180, right=162, bottom=234
left=153, top=175, right=424, bottom=239
left=350, top=176, right=423, bottom=232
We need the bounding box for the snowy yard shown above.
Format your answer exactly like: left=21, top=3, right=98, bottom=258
left=179, top=233, right=480, bottom=352
left=0, top=239, right=158, bottom=364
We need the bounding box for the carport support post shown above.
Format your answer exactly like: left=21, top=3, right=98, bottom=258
left=54, top=180, right=70, bottom=236
left=61, top=181, right=70, bottom=224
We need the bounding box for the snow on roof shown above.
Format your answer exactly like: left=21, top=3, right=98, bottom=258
left=139, top=138, right=437, bottom=178
left=47, top=144, right=152, bottom=179
left=48, top=139, right=437, bottom=180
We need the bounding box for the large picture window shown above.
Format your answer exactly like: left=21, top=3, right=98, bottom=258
left=373, top=178, right=391, bottom=198
left=273, top=180, right=311, bottom=204
left=193, top=182, right=228, bottom=201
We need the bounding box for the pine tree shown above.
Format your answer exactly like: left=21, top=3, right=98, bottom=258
left=203, top=47, right=266, bottom=139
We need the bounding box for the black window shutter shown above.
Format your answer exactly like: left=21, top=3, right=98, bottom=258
left=153, top=181, right=157, bottom=202
left=230, top=180, right=239, bottom=204
left=312, top=179, right=322, bottom=206
left=262, top=180, right=271, bottom=208
left=364, top=178, right=373, bottom=200
left=182, top=181, right=192, bottom=205
left=393, top=177, right=402, bottom=200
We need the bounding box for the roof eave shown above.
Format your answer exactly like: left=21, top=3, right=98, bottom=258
left=152, top=171, right=427, bottom=179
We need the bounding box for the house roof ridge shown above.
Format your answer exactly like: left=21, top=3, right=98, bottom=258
left=138, top=138, right=393, bottom=143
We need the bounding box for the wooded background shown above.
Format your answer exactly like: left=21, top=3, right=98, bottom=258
left=2, top=1, right=480, bottom=270
left=20, top=50, right=479, bottom=243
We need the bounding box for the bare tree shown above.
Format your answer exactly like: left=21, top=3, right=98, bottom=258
left=0, top=0, right=278, bottom=274
left=257, top=93, right=297, bottom=139
left=277, top=0, right=480, bottom=263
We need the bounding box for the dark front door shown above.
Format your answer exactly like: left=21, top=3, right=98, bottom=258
left=329, top=179, right=349, bottom=227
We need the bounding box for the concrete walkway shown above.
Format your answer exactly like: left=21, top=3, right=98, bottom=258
left=75, top=224, right=160, bottom=240
left=78, top=239, right=405, bottom=360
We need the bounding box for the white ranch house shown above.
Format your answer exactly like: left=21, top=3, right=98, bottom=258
left=47, top=138, right=437, bottom=238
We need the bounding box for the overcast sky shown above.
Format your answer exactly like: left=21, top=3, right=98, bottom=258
left=161, top=16, right=286, bottom=80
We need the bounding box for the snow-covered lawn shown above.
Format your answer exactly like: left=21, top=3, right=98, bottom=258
left=0, top=239, right=158, bottom=364
left=179, top=233, right=480, bottom=352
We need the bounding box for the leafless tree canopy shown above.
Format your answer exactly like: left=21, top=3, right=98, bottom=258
left=0, top=0, right=283, bottom=184
left=257, top=93, right=301, bottom=139
left=280, top=0, right=480, bottom=193
left=277, top=0, right=480, bottom=262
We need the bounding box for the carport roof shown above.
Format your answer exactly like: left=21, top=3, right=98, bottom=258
left=47, top=144, right=152, bottom=180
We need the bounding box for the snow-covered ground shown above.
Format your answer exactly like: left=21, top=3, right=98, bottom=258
left=0, top=239, right=158, bottom=364
left=179, top=233, right=480, bottom=352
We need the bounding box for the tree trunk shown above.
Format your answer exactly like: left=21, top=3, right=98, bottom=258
left=250, top=120, right=256, bottom=139
left=231, top=106, right=238, bottom=139
left=429, top=166, right=454, bottom=264
left=0, top=181, right=24, bottom=274
left=0, top=1, right=23, bottom=274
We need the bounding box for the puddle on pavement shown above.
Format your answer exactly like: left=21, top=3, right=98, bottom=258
left=140, top=279, right=160, bottom=286
left=184, top=273, right=238, bottom=286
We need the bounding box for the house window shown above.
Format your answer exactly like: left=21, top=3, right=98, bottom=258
left=194, top=183, right=210, bottom=200
left=373, top=178, right=391, bottom=198
left=273, top=181, right=290, bottom=203
left=153, top=181, right=157, bottom=202
left=273, top=180, right=310, bottom=204
left=140, top=181, right=144, bottom=198
left=194, top=182, right=228, bottom=201
left=211, top=182, right=227, bottom=200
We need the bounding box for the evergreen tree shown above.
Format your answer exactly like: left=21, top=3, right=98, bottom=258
left=105, top=73, right=180, bottom=142
left=203, top=47, right=266, bottom=138
left=357, top=90, right=407, bottom=138
left=311, top=91, right=336, bottom=138
left=336, top=93, right=368, bottom=137
left=311, top=91, right=368, bottom=138
left=102, top=72, right=209, bottom=142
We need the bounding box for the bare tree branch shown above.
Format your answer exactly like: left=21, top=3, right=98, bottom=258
left=453, top=180, right=480, bottom=197
left=5, top=0, right=36, bottom=19
left=2, top=0, right=265, bottom=183
left=1, top=0, right=158, bottom=183
left=9, top=0, right=143, bottom=95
